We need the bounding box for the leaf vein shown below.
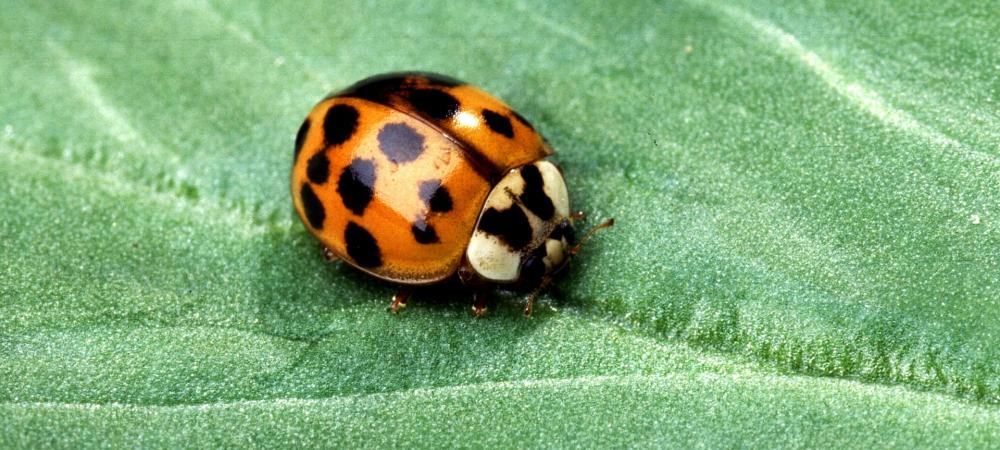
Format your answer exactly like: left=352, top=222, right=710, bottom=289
left=0, top=143, right=266, bottom=236
left=695, top=0, right=1000, bottom=167
left=509, top=0, right=597, bottom=51
left=47, top=41, right=183, bottom=166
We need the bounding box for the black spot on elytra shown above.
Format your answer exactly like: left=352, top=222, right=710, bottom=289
left=339, top=76, right=405, bottom=103
left=345, top=222, right=382, bottom=268
left=300, top=183, right=325, bottom=229
left=378, top=123, right=425, bottom=164
left=418, top=179, right=453, bottom=213
left=478, top=206, right=532, bottom=250
left=511, top=110, right=535, bottom=130
left=482, top=109, right=514, bottom=138
left=306, top=151, right=330, bottom=184
left=409, top=89, right=460, bottom=120
left=518, top=164, right=554, bottom=220
left=416, top=72, right=464, bottom=87
left=411, top=218, right=440, bottom=244
left=294, top=119, right=310, bottom=160
left=337, top=158, right=376, bottom=215
left=323, top=104, right=359, bottom=146
left=337, top=72, right=465, bottom=104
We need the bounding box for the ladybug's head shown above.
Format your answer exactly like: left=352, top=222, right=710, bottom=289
left=518, top=214, right=615, bottom=284
left=464, top=161, right=614, bottom=291
left=464, top=161, right=574, bottom=286
left=514, top=214, right=614, bottom=315
left=516, top=218, right=575, bottom=288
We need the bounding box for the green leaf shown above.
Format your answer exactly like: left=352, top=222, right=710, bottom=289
left=3, top=0, right=999, bottom=447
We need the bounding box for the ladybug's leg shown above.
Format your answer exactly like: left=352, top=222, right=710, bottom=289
left=321, top=246, right=338, bottom=262
left=524, top=275, right=553, bottom=317
left=471, top=289, right=490, bottom=318
left=389, top=289, right=410, bottom=314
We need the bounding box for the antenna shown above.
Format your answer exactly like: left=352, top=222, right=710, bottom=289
left=568, top=218, right=615, bottom=255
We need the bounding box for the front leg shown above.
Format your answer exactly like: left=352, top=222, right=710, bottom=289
left=389, top=289, right=410, bottom=314
left=471, top=289, right=490, bottom=318
left=523, top=275, right=553, bottom=317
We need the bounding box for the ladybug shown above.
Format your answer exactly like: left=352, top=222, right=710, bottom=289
left=291, top=72, right=612, bottom=316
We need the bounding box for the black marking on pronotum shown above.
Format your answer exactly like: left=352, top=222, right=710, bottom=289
left=306, top=151, right=330, bottom=184
left=323, top=104, right=360, bottom=147
left=345, top=222, right=382, bottom=268
left=518, top=164, right=554, bottom=220
left=482, top=109, right=514, bottom=138
left=337, top=158, right=376, bottom=216
left=378, top=122, right=426, bottom=164
left=300, top=183, right=325, bottom=230
left=409, top=89, right=460, bottom=120
left=418, top=179, right=453, bottom=213
left=411, top=218, right=440, bottom=244
left=478, top=206, right=532, bottom=250
left=294, top=119, right=310, bottom=160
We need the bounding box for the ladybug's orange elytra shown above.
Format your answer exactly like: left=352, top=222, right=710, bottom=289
left=291, top=72, right=608, bottom=315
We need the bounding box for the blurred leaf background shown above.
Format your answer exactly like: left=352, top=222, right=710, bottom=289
left=2, top=0, right=1000, bottom=447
